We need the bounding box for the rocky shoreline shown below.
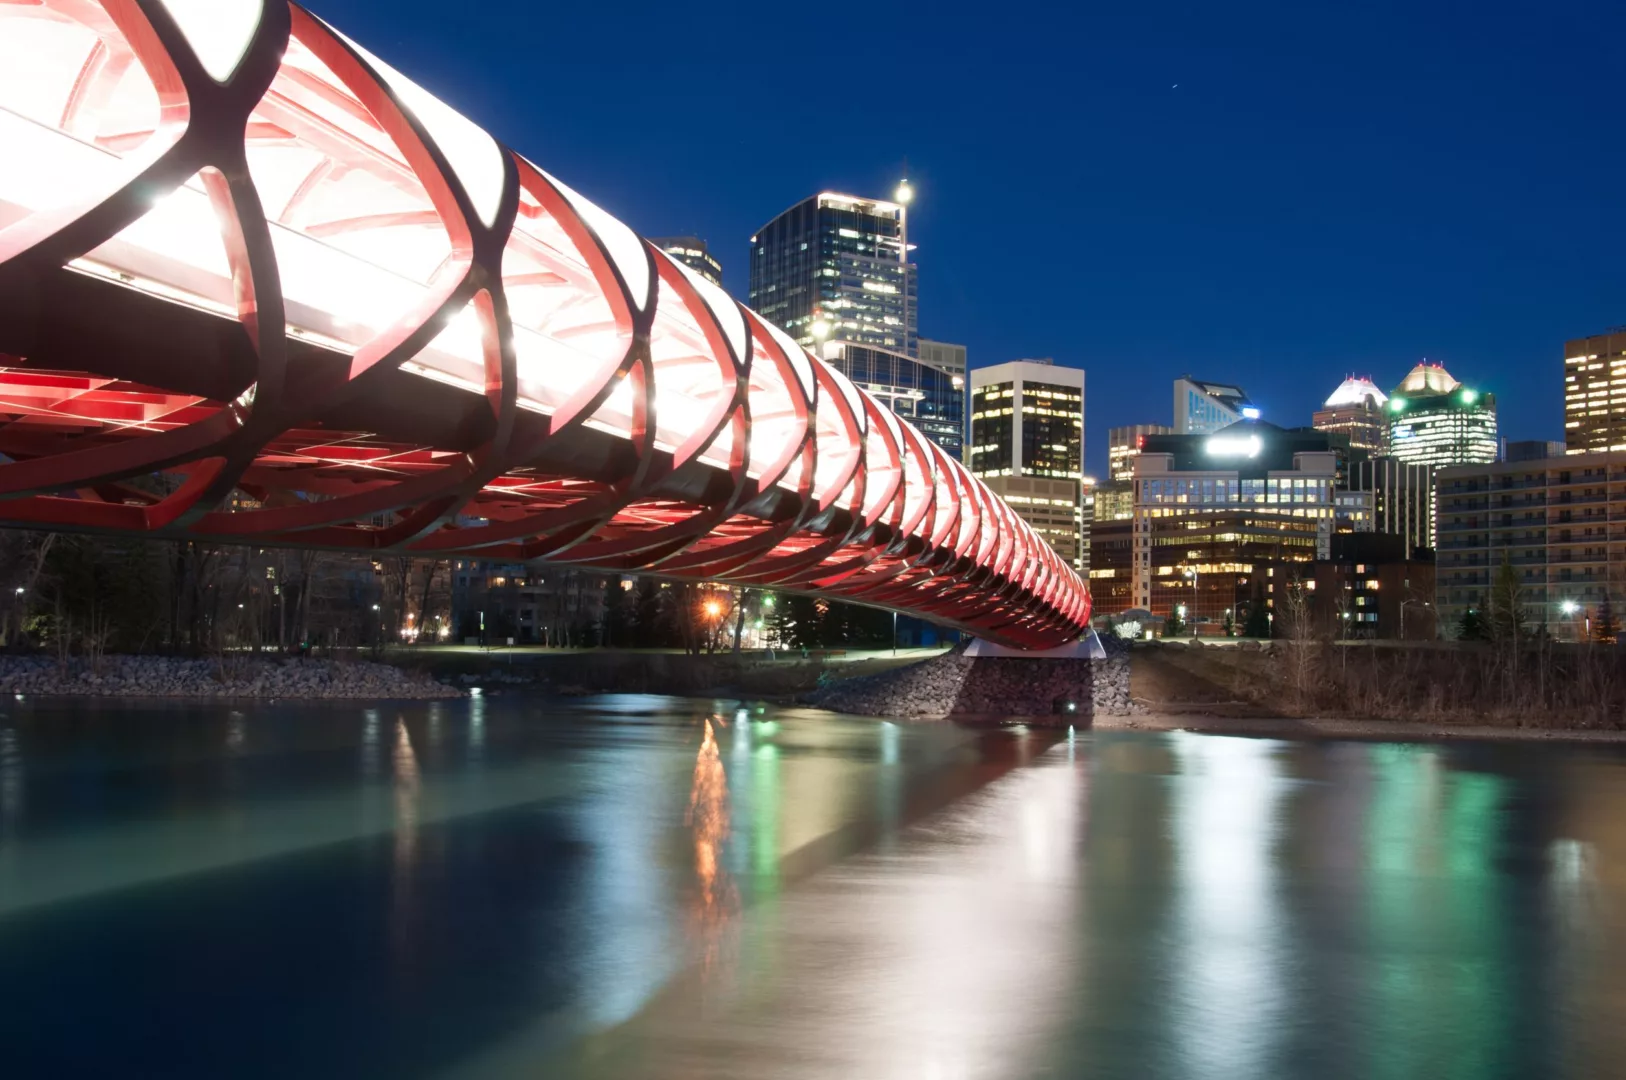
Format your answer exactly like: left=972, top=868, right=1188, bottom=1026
left=0, top=655, right=463, bottom=700
left=806, top=640, right=1137, bottom=722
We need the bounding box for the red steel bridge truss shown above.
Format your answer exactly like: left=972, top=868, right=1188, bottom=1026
left=0, top=0, right=1090, bottom=647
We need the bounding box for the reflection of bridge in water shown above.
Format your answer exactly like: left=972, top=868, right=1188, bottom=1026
left=0, top=1, right=1089, bottom=648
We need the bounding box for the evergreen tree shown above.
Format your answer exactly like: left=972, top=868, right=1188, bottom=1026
left=1486, top=555, right=1527, bottom=644
left=600, top=578, right=629, bottom=647
left=1222, top=608, right=1236, bottom=638
left=1456, top=607, right=1490, bottom=642
left=1163, top=608, right=1185, bottom=638
left=629, top=577, right=662, bottom=647
left=1243, top=601, right=1271, bottom=639
left=783, top=595, right=822, bottom=650
left=1597, top=592, right=1620, bottom=644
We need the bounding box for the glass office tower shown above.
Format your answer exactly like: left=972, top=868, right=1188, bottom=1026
left=650, top=236, right=722, bottom=285
left=1387, top=362, right=1498, bottom=467
left=825, top=342, right=961, bottom=458
left=748, top=192, right=917, bottom=356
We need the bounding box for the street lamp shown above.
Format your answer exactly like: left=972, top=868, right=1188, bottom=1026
left=809, top=316, right=835, bottom=361
left=1561, top=599, right=1585, bottom=642
left=1401, top=598, right=1430, bottom=641
left=1182, top=565, right=1199, bottom=639
left=894, top=178, right=913, bottom=358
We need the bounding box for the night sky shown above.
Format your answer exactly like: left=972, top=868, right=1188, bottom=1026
left=311, top=0, right=1624, bottom=476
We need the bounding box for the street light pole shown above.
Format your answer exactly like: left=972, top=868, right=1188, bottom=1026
left=1401, top=598, right=1430, bottom=641
left=895, top=179, right=913, bottom=356
left=1183, top=565, right=1199, bottom=639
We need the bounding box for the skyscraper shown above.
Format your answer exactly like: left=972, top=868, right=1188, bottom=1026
left=823, top=341, right=962, bottom=458
left=1314, top=376, right=1389, bottom=454
left=748, top=191, right=916, bottom=356
left=968, top=359, right=1086, bottom=567
left=1563, top=330, right=1626, bottom=454
left=1348, top=456, right=1435, bottom=554
left=1108, top=423, right=1173, bottom=481
left=1174, top=376, right=1256, bottom=434
left=1386, top=362, right=1497, bottom=467
left=968, top=360, right=1085, bottom=478
left=917, top=339, right=967, bottom=380
left=649, top=236, right=722, bottom=285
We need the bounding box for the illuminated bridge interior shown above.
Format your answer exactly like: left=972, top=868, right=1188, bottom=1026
left=0, top=0, right=1089, bottom=648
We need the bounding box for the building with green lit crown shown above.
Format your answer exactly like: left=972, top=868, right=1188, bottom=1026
left=1386, top=362, right=1498, bottom=468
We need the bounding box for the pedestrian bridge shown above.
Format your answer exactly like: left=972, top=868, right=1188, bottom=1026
left=0, top=0, right=1090, bottom=648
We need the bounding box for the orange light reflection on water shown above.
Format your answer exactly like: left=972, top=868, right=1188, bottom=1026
left=687, top=717, right=736, bottom=989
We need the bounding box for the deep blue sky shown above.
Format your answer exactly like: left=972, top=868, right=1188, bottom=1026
left=314, top=0, right=1624, bottom=476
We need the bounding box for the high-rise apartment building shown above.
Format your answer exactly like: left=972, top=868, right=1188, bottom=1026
left=917, top=339, right=966, bottom=380
left=1108, top=423, right=1173, bottom=481
left=748, top=191, right=916, bottom=356
left=823, top=341, right=962, bottom=458
left=1563, top=330, right=1626, bottom=454
left=967, top=359, right=1086, bottom=567
left=1174, top=376, right=1256, bottom=434
left=1386, top=362, right=1497, bottom=467
left=649, top=236, right=722, bottom=286
left=1435, top=450, right=1626, bottom=637
left=1314, top=376, right=1389, bottom=454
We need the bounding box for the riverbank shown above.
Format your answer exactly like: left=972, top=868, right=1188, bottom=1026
left=1099, top=710, right=1626, bottom=744
left=0, top=655, right=462, bottom=699
left=804, top=641, right=1136, bottom=721
left=405, top=647, right=934, bottom=699
left=1129, top=638, right=1626, bottom=732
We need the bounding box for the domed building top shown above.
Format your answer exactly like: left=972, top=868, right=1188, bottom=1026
left=1324, top=376, right=1388, bottom=409
left=1394, top=361, right=1460, bottom=396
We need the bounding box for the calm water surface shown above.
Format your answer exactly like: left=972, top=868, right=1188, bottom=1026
left=1, top=696, right=1624, bottom=1078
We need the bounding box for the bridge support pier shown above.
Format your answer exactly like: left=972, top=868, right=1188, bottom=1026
left=964, top=631, right=1106, bottom=661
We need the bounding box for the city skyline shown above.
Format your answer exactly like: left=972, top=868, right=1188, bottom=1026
left=305, top=0, right=1610, bottom=478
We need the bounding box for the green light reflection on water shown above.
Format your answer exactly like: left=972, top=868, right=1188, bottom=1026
left=1364, top=744, right=1513, bottom=1080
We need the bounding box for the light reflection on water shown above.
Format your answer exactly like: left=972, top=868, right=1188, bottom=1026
left=0, top=700, right=1625, bottom=1079
left=687, top=718, right=735, bottom=991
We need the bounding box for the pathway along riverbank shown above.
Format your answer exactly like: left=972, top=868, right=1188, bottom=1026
left=0, top=655, right=461, bottom=700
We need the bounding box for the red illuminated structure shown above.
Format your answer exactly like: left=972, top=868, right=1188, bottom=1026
left=0, top=0, right=1089, bottom=647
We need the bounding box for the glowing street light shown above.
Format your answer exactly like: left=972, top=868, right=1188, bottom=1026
left=703, top=599, right=722, bottom=619
left=1560, top=599, right=1587, bottom=642
left=1182, top=565, right=1199, bottom=639
left=894, top=179, right=914, bottom=205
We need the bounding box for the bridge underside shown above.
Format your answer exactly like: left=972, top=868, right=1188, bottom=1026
left=0, top=0, right=1091, bottom=648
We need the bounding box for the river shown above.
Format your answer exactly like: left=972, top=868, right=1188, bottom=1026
left=0, top=696, right=1623, bottom=1078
